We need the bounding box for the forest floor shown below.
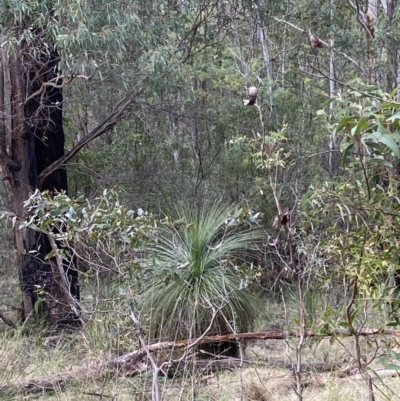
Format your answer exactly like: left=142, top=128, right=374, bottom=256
left=1, top=303, right=400, bottom=401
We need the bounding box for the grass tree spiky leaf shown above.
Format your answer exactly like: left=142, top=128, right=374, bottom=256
left=142, top=201, right=264, bottom=341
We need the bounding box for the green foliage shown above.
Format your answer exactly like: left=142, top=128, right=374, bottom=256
left=328, top=83, right=400, bottom=167
left=141, top=201, right=264, bottom=340
left=300, top=85, right=400, bottom=332
left=17, top=189, right=153, bottom=274
left=0, top=0, right=181, bottom=75
left=302, top=179, right=400, bottom=291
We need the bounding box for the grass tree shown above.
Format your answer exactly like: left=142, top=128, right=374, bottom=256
left=142, top=202, right=264, bottom=353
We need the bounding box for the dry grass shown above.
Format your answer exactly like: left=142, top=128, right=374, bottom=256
left=1, top=323, right=400, bottom=401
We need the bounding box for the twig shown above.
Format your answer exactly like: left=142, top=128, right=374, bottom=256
left=294, top=279, right=306, bottom=401
left=346, top=0, right=373, bottom=38
left=24, top=74, right=92, bottom=105
left=37, top=88, right=144, bottom=187
left=272, top=17, right=365, bottom=73
left=130, top=311, right=161, bottom=401
left=82, top=392, right=116, bottom=400
left=0, top=311, right=16, bottom=328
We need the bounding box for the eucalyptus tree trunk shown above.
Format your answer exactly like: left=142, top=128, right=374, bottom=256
left=328, top=0, right=339, bottom=177
left=385, top=0, right=400, bottom=95
left=258, top=15, right=276, bottom=122
left=0, top=46, right=80, bottom=326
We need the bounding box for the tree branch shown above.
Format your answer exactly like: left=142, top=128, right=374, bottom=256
left=346, top=0, right=373, bottom=38
left=24, top=74, right=92, bottom=105
left=0, top=311, right=16, bottom=328
left=37, top=89, right=144, bottom=187
left=272, top=17, right=365, bottom=73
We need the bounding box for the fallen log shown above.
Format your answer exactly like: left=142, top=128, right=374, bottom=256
left=111, top=328, right=400, bottom=370
left=2, top=328, right=400, bottom=395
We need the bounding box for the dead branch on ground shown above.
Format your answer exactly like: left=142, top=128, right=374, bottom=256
left=2, top=329, right=400, bottom=395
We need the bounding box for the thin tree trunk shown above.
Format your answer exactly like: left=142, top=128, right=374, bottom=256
left=385, top=0, right=399, bottom=96
left=258, top=17, right=276, bottom=121
left=328, top=0, right=339, bottom=177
